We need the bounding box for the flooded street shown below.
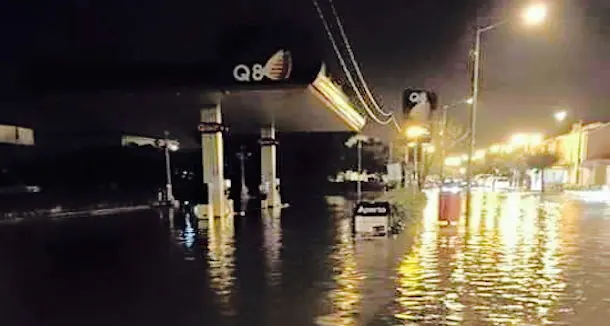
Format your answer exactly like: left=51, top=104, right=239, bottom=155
left=372, top=191, right=610, bottom=325
left=2, top=191, right=610, bottom=325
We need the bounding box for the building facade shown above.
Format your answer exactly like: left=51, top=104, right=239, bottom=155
left=544, top=122, right=610, bottom=187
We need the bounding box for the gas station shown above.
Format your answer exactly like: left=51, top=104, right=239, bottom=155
left=28, top=29, right=367, bottom=218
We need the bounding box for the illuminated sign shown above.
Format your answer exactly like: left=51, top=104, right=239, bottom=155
left=233, top=49, right=293, bottom=82
left=402, top=89, right=438, bottom=122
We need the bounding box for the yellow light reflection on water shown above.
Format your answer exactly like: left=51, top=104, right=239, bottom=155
left=207, top=216, right=236, bottom=313
left=395, top=195, right=441, bottom=324
left=316, top=216, right=361, bottom=326
left=392, top=192, right=573, bottom=325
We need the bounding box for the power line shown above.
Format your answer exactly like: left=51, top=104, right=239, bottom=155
left=312, top=0, right=396, bottom=126
left=327, top=0, right=393, bottom=118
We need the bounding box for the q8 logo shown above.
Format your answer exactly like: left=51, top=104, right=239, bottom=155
left=402, top=89, right=438, bottom=123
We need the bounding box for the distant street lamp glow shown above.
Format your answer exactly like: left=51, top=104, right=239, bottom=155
left=529, top=133, right=544, bottom=146
left=405, top=125, right=429, bottom=139
left=510, top=132, right=544, bottom=149
left=168, top=143, right=179, bottom=152
left=511, top=133, right=529, bottom=147
left=523, top=3, right=548, bottom=26
left=445, top=156, right=462, bottom=167
left=474, top=149, right=486, bottom=160
left=554, top=110, right=567, bottom=122
left=489, top=144, right=501, bottom=153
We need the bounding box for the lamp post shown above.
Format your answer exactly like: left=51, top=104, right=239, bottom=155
left=406, top=125, right=429, bottom=190
left=552, top=109, right=583, bottom=185
left=345, top=134, right=370, bottom=202
left=466, top=3, right=548, bottom=209
left=163, top=130, right=179, bottom=202
left=236, top=145, right=251, bottom=201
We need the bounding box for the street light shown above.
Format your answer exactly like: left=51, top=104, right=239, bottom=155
left=163, top=131, right=175, bottom=203
left=511, top=133, right=529, bottom=147
left=445, top=156, right=462, bottom=167
left=405, top=125, right=429, bottom=190
left=345, top=134, right=371, bottom=202
left=168, top=143, right=179, bottom=152
left=554, top=110, right=567, bottom=122
left=466, top=2, right=548, bottom=204
left=523, top=3, right=548, bottom=26
left=405, top=125, right=429, bottom=139
left=530, top=133, right=544, bottom=146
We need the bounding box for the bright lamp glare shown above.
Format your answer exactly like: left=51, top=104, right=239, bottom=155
left=523, top=3, right=547, bottom=26
left=554, top=111, right=567, bottom=122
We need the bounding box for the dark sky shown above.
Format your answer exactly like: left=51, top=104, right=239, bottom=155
left=1, top=0, right=608, bottom=145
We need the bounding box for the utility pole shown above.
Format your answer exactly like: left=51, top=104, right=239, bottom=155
left=466, top=28, right=483, bottom=213
left=413, top=141, right=421, bottom=190
left=439, top=106, right=449, bottom=183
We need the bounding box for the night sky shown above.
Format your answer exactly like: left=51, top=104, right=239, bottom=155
left=1, top=0, right=608, bottom=145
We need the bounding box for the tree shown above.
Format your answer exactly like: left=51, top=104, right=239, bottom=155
left=425, top=118, right=467, bottom=181
left=526, top=152, right=560, bottom=192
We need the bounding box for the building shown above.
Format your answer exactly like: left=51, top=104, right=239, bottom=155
left=544, top=122, right=610, bottom=187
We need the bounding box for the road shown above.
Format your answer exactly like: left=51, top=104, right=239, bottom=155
left=2, top=190, right=610, bottom=325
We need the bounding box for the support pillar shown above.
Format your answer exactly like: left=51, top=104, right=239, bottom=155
left=200, top=104, right=227, bottom=217
left=260, top=126, right=281, bottom=208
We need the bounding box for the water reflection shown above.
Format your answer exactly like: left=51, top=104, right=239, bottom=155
left=207, top=215, right=236, bottom=315
left=393, top=193, right=576, bottom=325
left=262, top=207, right=282, bottom=287
left=316, top=212, right=362, bottom=326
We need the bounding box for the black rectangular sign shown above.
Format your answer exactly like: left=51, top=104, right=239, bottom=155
left=354, top=201, right=391, bottom=216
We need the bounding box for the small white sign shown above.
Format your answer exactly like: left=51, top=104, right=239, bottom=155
left=354, top=215, right=388, bottom=236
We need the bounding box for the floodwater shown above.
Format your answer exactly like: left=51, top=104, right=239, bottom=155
left=1, top=191, right=610, bottom=325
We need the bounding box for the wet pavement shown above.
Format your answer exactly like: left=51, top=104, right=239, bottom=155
left=2, top=190, right=610, bottom=325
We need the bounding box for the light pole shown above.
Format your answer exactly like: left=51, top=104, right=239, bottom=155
left=405, top=125, right=429, bottom=190
left=163, top=130, right=178, bottom=202
left=466, top=3, right=548, bottom=208
left=345, top=134, right=370, bottom=202
left=236, top=145, right=251, bottom=201
left=552, top=109, right=583, bottom=185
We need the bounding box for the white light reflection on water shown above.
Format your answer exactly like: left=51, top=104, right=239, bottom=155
left=262, top=207, right=282, bottom=288
left=316, top=213, right=362, bottom=326
left=391, top=192, right=579, bottom=325
left=207, top=215, right=236, bottom=316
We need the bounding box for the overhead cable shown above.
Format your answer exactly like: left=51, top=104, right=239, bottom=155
left=327, top=0, right=393, bottom=118
left=312, top=0, right=395, bottom=126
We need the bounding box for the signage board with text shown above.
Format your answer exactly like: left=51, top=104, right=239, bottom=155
left=354, top=201, right=391, bottom=236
